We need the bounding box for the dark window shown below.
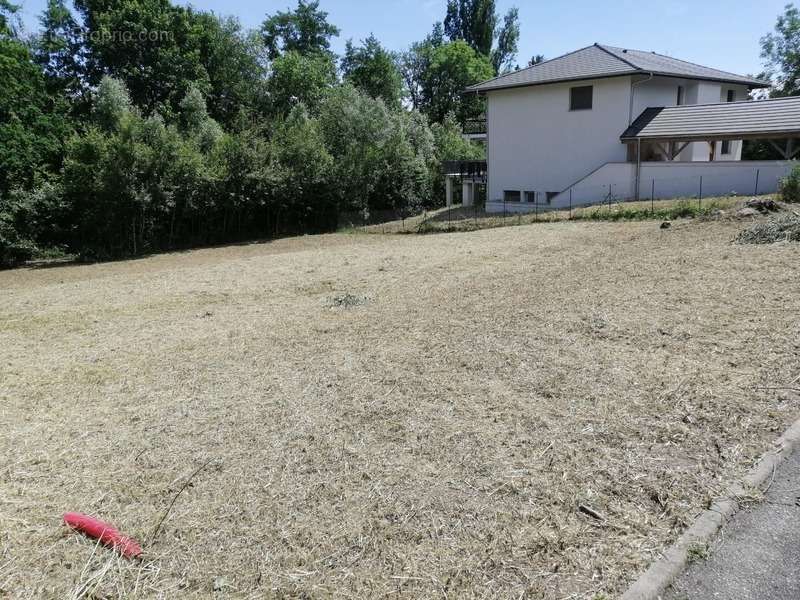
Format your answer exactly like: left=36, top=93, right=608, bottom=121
left=727, top=89, right=736, bottom=102
left=504, top=190, right=521, bottom=202
left=569, top=85, right=593, bottom=110
left=524, top=191, right=537, bottom=203
left=677, top=85, right=685, bottom=105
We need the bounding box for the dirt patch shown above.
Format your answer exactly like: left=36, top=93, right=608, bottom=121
left=1, top=219, right=799, bottom=599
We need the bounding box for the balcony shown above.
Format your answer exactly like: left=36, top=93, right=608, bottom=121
left=462, top=119, right=487, bottom=140
left=442, top=160, right=487, bottom=181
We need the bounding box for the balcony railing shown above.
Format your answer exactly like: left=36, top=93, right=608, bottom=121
left=463, top=119, right=487, bottom=135
left=442, top=160, right=487, bottom=179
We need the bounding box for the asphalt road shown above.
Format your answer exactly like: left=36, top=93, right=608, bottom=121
left=665, top=448, right=800, bottom=600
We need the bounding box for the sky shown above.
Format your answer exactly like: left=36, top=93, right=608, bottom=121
left=17, top=0, right=791, bottom=77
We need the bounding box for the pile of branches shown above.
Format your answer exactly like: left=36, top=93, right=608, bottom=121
left=736, top=213, right=800, bottom=244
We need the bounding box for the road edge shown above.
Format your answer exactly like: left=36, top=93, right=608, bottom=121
left=621, top=414, right=800, bottom=600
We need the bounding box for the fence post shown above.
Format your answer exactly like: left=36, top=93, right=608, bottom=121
left=503, top=197, right=506, bottom=220
left=651, top=179, right=655, bottom=214
left=608, top=184, right=612, bottom=208
left=698, top=175, right=703, bottom=207
left=569, top=188, right=572, bottom=219
left=754, top=169, right=760, bottom=196
left=535, top=192, right=539, bottom=221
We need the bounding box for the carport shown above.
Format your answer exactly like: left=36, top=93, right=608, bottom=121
left=621, top=95, right=800, bottom=199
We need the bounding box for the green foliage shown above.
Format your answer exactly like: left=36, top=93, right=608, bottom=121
left=261, top=0, right=339, bottom=60
left=443, top=0, right=519, bottom=73
left=267, top=50, right=336, bottom=116
left=0, top=0, right=20, bottom=37
left=400, top=25, right=444, bottom=111
left=93, top=75, right=133, bottom=131
left=341, top=35, right=403, bottom=109
left=492, top=7, right=519, bottom=73
left=0, top=0, right=513, bottom=266
left=319, top=85, right=436, bottom=218
left=34, top=0, right=90, bottom=114
left=0, top=37, right=71, bottom=196
left=761, top=4, right=800, bottom=95
left=444, top=0, right=495, bottom=56
left=573, top=199, right=724, bottom=222
left=417, top=40, right=493, bottom=124
left=779, top=164, right=800, bottom=202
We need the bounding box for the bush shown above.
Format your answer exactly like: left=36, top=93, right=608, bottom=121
left=779, top=165, right=800, bottom=203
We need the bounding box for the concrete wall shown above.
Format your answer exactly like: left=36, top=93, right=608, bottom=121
left=486, top=160, right=796, bottom=213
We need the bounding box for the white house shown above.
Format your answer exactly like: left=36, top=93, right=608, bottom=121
left=454, top=43, right=800, bottom=212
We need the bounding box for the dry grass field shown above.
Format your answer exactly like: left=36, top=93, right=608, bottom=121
left=2, top=218, right=799, bottom=599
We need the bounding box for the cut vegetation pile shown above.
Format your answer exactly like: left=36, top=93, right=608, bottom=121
left=1, top=220, right=799, bottom=599
left=736, top=212, right=800, bottom=244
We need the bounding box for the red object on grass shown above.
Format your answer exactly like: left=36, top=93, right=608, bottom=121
left=63, top=512, right=142, bottom=558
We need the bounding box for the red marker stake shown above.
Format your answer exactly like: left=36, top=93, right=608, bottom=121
left=63, top=513, right=142, bottom=558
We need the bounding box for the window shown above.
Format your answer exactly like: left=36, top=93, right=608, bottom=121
left=677, top=85, right=685, bottom=106
left=726, top=89, right=736, bottom=102
left=503, top=190, right=521, bottom=202
left=569, top=85, right=593, bottom=110
left=524, top=191, right=537, bottom=203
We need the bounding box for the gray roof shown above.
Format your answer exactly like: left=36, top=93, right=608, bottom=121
left=466, top=43, right=769, bottom=92
left=620, top=96, right=800, bottom=142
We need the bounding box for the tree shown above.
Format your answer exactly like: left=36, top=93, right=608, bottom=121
left=271, top=106, right=335, bottom=231
left=528, top=54, right=544, bottom=67
left=341, top=34, right=403, bottom=109
left=492, top=6, right=519, bottom=73
left=267, top=50, right=336, bottom=115
left=0, top=37, right=71, bottom=196
left=0, top=0, right=21, bottom=37
left=261, top=0, right=339, bottom=60
left=444, top=0, right=494, bottom=56
left=34, top=0, right=90, bottom=113
left=417, top=40, right=494, bottom=124
left=761, top=4, right=800, bottom=96
left=400, top=24, right=444, bottom=111
left=195, top=15, right=268, bottom=127
left=442, top=0, right=519, bottom=74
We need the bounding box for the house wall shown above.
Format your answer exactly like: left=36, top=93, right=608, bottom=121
left=486, top=76, right=632, bottom=204
left=630, top=77, right=750, bottom=161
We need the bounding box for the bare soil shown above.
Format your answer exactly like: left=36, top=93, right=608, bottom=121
left=1, top=219, right=799, bottom=599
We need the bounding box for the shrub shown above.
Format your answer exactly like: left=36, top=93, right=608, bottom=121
left=779, top=165, right=800, bottom=203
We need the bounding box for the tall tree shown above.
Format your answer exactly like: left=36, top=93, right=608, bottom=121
left=442, top=0, right=519, bottom=74
left=35, top=0, right=91, bottom=114
left=74, top=0, right=211, bottom=115
left=444, top=0, right=494, bottom=56
left=761, top=3, right=800, bottom=96
left=492, top=6, right=519, bottom=73
left=261, top=0, right=339, bottom=60
left=341, top=34, right=403, bottom=109
left=528, top=54, right=544, bottom=67
left=0, top=36, right=71, bottom=195
left=417, top=40, right=493, bottom=124
left=0, top=0, right=21, bottom=37
left=400, top=24, right=444, bottom=111
left=267, top=50, right=336, bottom=116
